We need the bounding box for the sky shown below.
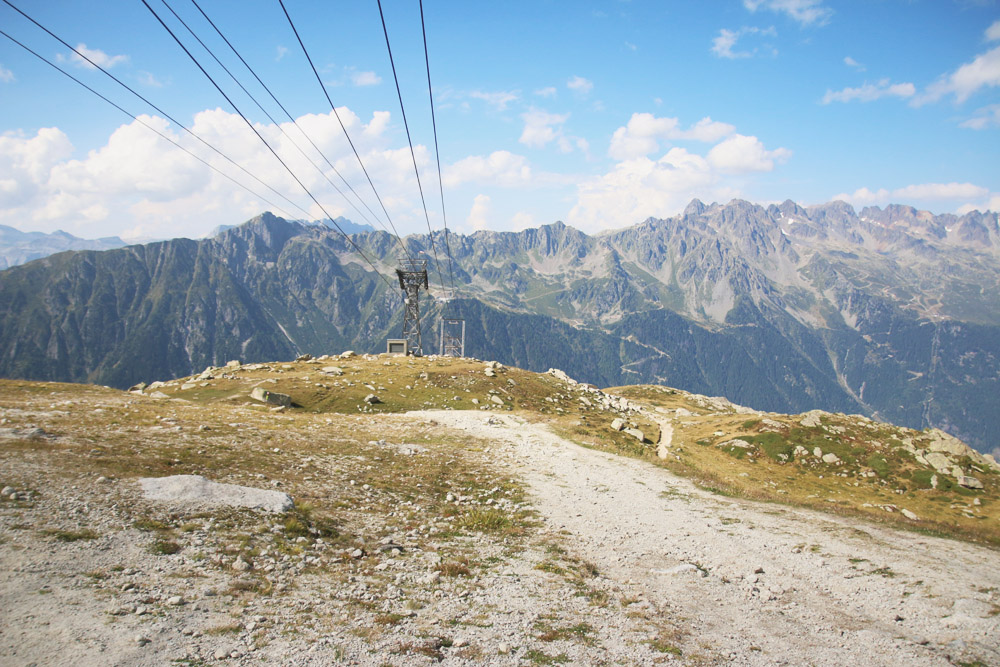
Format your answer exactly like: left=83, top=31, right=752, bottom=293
left=0, top=0, right=998, bottom=241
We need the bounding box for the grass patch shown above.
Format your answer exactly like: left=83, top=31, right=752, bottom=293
left=41, top=528, right=98, bottom=542
left=526, top=648, right=570, bottom=664
left=150, top=539, right=182, bottom=555
left=455, top=508, right=512, bottom=533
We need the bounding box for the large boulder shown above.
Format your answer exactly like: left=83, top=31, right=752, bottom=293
left=250, top=386, right=291, bottom=407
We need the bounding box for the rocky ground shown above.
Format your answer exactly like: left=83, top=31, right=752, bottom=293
left=1, top=359, right=999, bottom=666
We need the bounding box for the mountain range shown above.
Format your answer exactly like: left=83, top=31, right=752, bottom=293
left=0, top=199, right=997, bottom=454
left=0, top=224, right=125, bottom=270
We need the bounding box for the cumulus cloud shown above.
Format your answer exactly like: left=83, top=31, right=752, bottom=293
left=534, top=86, right=557, bottom=98
left=0, top=107, right=444, bottom=240
left=915, top=25, right=1000, bottom=105
left=960, top=104, right=1000, bottom=129
left=706, top=134, right=791, bottom=173
left=711, top=26, right=777, bottom=59
left=57, top=43, right=129, bottom=70
left=843, top=56, right=865, bottom=71
left=351, top=70, right=381, bottom=86
left=834, top=182, right=996, bottom=213
left=743, top=0, right=832, bottom=26
left=569, top=131, right=789, bottom=232
left=469, top=90, right=519, bottom=110
left=988, top=20, right=1000, bottom=43
left=567, top=76, right=593, bottom=94
left=442, top=151, right=532, bottom=188
left=608, top=113, right=735, bottom=160
left=821, top=78, right=915, bottom=104
left=466, top=194, right=490, bottom=231
left=0, top=65, right=13, bottom=83
left=519, top=109, right=570, bottom=149
left=569, top=149, right=713, bottom=232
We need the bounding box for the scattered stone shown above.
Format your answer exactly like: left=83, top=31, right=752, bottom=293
left=490, top=395, right=504, bottom=406
left=225, top=360, right=240, bottom=368
left=610, top=418, right=625, bottom=431
left=923, top=452, right=952, bottom=474
left=166, top=595, right=184, bottom=606
left=350, top=548, right=365, bottom=559
left=128, top=382, right=147, bottom=393
left=321, top=366, right=344, bottom=376
left=720, top=439, right=752, bottom=449
left=364, top=394, right=381, bottom=405
left=214, top=647, right=229, bottom=660
left=232, top=557, right=252, bottom=572
left=484, top=368, right=496, bottom=377
left=295, top=353, right=313, bottom=362
left=901, top=509, right=918, bottom=521
left=822, top=453, right=841, bottom=464
left=138, top=475, right=295, bottom=513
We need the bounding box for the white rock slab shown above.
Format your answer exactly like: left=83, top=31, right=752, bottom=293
left=138, top=475, right=294, bottom=513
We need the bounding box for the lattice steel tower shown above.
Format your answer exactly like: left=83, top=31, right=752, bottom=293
left=439, top=318, right=465, bottom=357
left=396, top=258, right=428, bottom=356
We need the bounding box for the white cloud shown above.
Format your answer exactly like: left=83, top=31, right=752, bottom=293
left=987, top=20, right=1000, bottom=42
left=511, top=211, right=537, bottom=230
left=821, top=78, right=915, bottom=104
left=467, top=194, right=490, bottom=231
left=711, top=26, right=777, bottom=59
left=519, top=109, right=570, bottom=149
left=834, top=182, right=996, bottom=213
left=608, top=113, right=736, bottom=160
left=743, top=0, right=832, bottom=26
left=0, top=65, right=13, bottom=83
left=469, top=90, right=519, bottom=111
left=0, top=107, right=443, bottom=240
left=57, top=43, right=129, bottom=70
left=567, top=76, right=593, bottom=94
left=137, top=71, right=163, bottom=88
left=534, top=86, right=557, bottom=98
left=351, top=70, right=381, bottom=87
left=960, top=103, right=1000, bottom=129
left=569, top=148, right=736, bottom=233
left=625, top=41, right=638, bottom=52
left=707, top=134, right=791, bottom=173
left=843, top=56, right=865, bottom=71
left=443, top=151, right=532, bottom=188
left=916, top=44, right=1000, bottom=105
left=276, top=45, right=288, bottom=61
left=893, top=182, right=989, bottom=200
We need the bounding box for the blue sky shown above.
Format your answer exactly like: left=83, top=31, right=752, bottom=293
left=0, top=0, right=998, bottom=240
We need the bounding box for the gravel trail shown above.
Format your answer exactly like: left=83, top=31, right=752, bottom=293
left=417, top=410, right=1000, bottom=666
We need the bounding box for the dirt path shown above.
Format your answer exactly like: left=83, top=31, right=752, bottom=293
left=417, top=410, right=1000, bottom=666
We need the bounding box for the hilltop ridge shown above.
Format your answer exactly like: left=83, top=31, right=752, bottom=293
left=1, top=356, right=998, bottom=665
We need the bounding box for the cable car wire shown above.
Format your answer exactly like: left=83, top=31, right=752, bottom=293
left=0, top=0, right=310, bottom=220
left=158, top=0, right=387, bottom=236
left=139, top=0, right=397, bottom=292
left=375, top=0, right=446, bottom=295
left=418, top=0, right=458, bottom=298
left=0, top=27, right=301, bottom=221
left=277, top=0, right=413, bottom=263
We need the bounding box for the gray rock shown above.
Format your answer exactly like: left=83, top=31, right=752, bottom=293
left=138, top=475, right=294, bottom=513
left=364, top=393, right=381, bottom=405
left=128, top=382, right=147, bottom=393
left=901, top=509, right=918, bottom=520
left=822, top=453, right=841, bottom=464
left=924, top=451, right=952, bottom=474
left=610, top=418, right=625, bottom=431
left=295, top=353, right=312, bottom=361
left=321, top=366, right=344, bottom=376
left=490, top=395, right=504, bottom=406
left=956, top=475, right=984, bottom=490
left=232, top=557, right=251, bottom=572
left=249, top=386, right=291, bottom=407
left=624, top=427, right=646, bottom=443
